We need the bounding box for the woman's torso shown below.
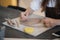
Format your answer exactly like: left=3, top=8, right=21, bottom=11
left=30, top=0, right=60, bottom=19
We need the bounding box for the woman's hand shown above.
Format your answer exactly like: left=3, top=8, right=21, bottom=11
left=21, top=8, right=34, bottom=21
left=20, top=12, right=28, bottom=21
left=42, top=18, right=56, bottom=27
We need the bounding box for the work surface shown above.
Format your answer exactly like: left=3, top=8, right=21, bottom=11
left=0, top=6, right=60, bottom=39
left=3, top=14, right=53, bottom=37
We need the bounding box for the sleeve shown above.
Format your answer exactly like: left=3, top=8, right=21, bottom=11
left=30, top=0, right=42, bottom=11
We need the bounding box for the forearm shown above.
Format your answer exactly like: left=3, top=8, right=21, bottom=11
left=25, top=7, right=34, bottom=15
left=55, top=19, right=60, bottom=25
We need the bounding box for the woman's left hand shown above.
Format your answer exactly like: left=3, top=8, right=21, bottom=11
left=41, top=17, right=56, bottom=27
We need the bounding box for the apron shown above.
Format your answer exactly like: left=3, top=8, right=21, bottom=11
left=45, top=7, right=60, bottom=19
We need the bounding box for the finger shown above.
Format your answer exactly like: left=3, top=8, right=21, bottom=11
left=21, top=12, right=24, bottom=18
left=5, top=18, right=15, bottom=26
left=26, top=12, right=29, bottom=16
left=21, top=13, right=25, bottom=20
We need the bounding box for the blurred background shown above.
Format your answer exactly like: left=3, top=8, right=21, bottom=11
left=0, top=0, right=31, bottom=8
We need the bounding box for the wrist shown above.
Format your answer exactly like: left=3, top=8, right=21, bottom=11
left=27, top=8, right=34, bottom=14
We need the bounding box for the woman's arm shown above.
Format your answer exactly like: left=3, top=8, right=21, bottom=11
left=24, top=7, right=34, bottom=15
left=55, top=19, right=60, bottom=25
left=42, top=18, right=60, bottom=27
left=21, top=0, right=42, bottom=21
left=25, top=0, right=42, bottom=14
